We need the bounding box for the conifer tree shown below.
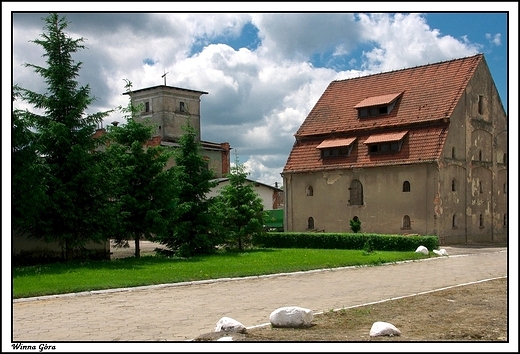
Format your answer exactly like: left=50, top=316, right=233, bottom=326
left=12, top=87, right=48, bottom=234
left=14, top=13, right=114, bottom=260
left=211, top=155, right=266, bottom=251
left=105, top=80, right=175, bottom=257
left=155, top=120, right=219, bottom=257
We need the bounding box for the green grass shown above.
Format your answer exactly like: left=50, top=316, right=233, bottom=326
left=13, top=248, right=431, bottom=299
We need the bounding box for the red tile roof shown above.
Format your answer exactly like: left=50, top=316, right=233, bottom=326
left=284, top=54, right=482, bottom=173
left=284, top=126, right=448, bottom=173
left=295, top=54, right=482, bottom=137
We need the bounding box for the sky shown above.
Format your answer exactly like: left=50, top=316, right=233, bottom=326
left=6, top=4, right=517, bottom=189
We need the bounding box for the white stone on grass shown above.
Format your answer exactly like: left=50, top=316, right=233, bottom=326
left=270, top=306, right=313, bottom=328
left=369, top=321, right=401, bottom=337
left=433, top=248, right=449, bottom=256
left=214, top=317, right=247, bottom=334
left=415, top=245, right=429, bottom=255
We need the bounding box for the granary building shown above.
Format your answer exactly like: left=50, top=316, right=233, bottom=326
left=282, top=54, right=507, bottom=245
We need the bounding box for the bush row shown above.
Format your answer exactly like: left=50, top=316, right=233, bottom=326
left=253, top=232, right=439, bottom=252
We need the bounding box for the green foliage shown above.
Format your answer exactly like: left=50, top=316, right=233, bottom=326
left=363, top=236, right=374, bottom=254
left=210, top=156, right=266, bottom=251
left=154, top=120, right=218, bottom=257
left=13, top=13, right=114, bottom=258
left=11, top=88, right=49, bottom=232
left=252, top=232, right=439, bottom=252
left=350, top=216, right=361, bottom=233
left=104, top=80, right=175, bottom=257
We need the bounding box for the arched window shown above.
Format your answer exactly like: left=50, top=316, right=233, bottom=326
left=402, top=215, right=411, bottom=229
left=402, top=181, right=411, bottom=192
left=479, top=214, right=484, bottom=228
left=479, top=181, right=483, bottom=194
left=451, top=179, right=456, bottom=192
left=306, top=186, right=313, bottom=196
left=307, top=217, right=315, bottom=229
left=349, top=179, right=363, bottom=205
left=452, top=214, right=457, bottom=228
left=452, top=147, right=456, bottom=159
left=478, top=150, right=482, bottom=161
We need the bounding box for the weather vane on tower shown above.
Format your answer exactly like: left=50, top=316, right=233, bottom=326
left=161, top=71, right=169, bottom=86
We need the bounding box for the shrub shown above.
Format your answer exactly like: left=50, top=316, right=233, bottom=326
left=350, top=216, right=361, bottom=233
left=252, top=232, right=439, bottom=252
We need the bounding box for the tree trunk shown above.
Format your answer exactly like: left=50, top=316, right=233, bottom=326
left=65, top=241, right=74, bottom=261
left=134, top=234, right=140, bottom=258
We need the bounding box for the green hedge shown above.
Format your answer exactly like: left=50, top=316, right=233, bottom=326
left=252, top=232, right=439, bottom=252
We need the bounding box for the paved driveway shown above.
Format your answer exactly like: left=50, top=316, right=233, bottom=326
left=12, top=246, right=507, bottom=344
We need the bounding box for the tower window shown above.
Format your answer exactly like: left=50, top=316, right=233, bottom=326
left=479, top=214, right=484, bottom=228
left=452, top=179, right=456, bottom=192
left=452, top=214, right=457, bottom=228
left=403, top=181, right=411, bottom=192
left=306, top=186, right=313, bottom=196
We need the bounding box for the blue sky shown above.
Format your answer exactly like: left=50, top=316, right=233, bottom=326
left=6, top=5, right=517, bottom=189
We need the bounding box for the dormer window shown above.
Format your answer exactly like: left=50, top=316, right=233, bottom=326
left=354, top=92, right=403, bottom=118
left=317, top=137, right=356, bottom=158
left=364, top=131, right=407, bottom=154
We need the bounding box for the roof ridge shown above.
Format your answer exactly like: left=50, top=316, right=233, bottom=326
left=334, top=53, right=483, bottom=83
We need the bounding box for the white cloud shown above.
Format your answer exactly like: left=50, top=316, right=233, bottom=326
left=356, top=13, right=481, bottom=72
left=9, top=12, right=503, bottom=187
left=486, top=33, right=501, bottom=46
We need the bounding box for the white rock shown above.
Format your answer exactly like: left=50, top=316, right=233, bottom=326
left=270, top=306, right=313, bottom=328
left=216, top=336, right=233, bottom=341
left=214, top=317, right=246, bottom=333
left=415, top=245, right=429, bottom=255
left=433, top=248, right=449, bottom=256
left=369, top=321, right=401, bottom=337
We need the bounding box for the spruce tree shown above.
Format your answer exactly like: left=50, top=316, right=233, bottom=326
left=12, top=87, right=48, bottom=234
left=211, top=155, right=266, bottom=251
left=155, top=120, right=218, bottom=257
left=14, top=13, right=114, bottom=260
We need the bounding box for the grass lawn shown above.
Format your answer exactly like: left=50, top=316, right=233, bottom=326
left=13, top=248, right=431, bottom=299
